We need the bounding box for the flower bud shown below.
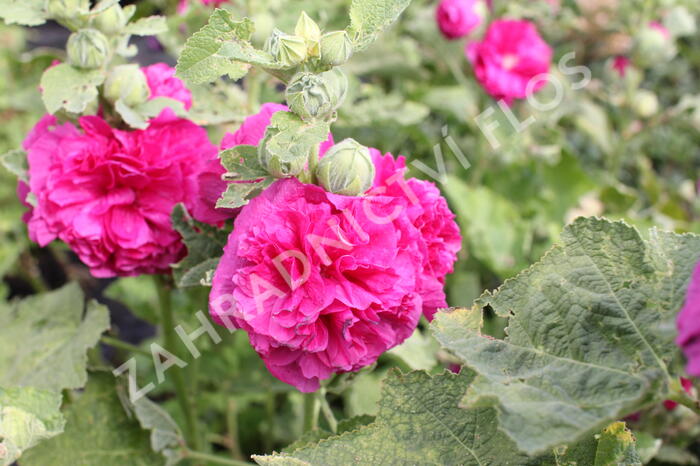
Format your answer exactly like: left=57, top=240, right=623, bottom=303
left=319, top=31, right=353, bottom=67
left=47, top=0, right=90, bottom=20
left=295, top=12, right=321, bottom=57
left=67, top=29, right=109, bottom=69
left=265, top=29, right=307, bottom=67
left=633, top=22, right=676, bottom=67
left=92, top=5, right=128, bottom=36
left=103, top=64, right=150, bottom=106
left=316, top=139, right=375, bottom=196
left=286, top=68, right=348, bottom=121
left=632, top=89, right=659, bottom=118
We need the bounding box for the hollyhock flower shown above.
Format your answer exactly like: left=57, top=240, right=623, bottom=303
left=677, top=261, right=700, bottom=376
left=21, top=114, right=216, bottom=277
left=436, top=0, right=482, bottom=40
left=210, top=178, right=424, bottom=392
left=466, top=19, right=553, bottom=104
left=369, top=150, right=461, bottom=319
left=142, top=63, right=193, bottom=110
left=192, top=103, right=334, bottom=226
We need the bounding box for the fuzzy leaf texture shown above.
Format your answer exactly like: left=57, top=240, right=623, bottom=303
left=347, top=0, right=412, bottom=51
left=253, top=370, right=537, bottom=465
left=123, top=16, right=167, bottom=36
left=554, top=422, right=642, bottom=466
left=0, top=148, right=28, bottom=183
left=176, top=9, right=254, bottom=85
left=0, top=0, right=46, bottom=26
left=0, top=387, right=65, bottom=466
left=171, top=204, right=229, bottom=287
left=20, top=372, right=163, bottom=466
left=431, top=217, right=700, bottom=455
left=0, top=283, right=110, bottom=391
left=220, top=145, right=269, bottom=181
left=40, top=64, right=105, bottom=115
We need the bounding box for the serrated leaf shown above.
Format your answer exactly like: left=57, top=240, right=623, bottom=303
left=176, top=9, right=254, bottom=85
left=0, top=148, right=28, bottom=183
left=216, top=179, right=271, bottom=209
left=123, top=16, right=167, bottom=36
left=264, top=111, right=330, bottom=163
left=347, top=0, right=412, bottom=51
left=126, top=390, right=183, bottom=465
left=254, top=370, right=535, bottom=465
left=40, top=64, right=105, bottom=115
left=171, top=204, right=229, bottom=287
left=115, top=97, right=187, bottom=130
left=0, top=0, right=46, bottom=26
left=0, top=283, right=110, bottom=391
left=432, top=217, right=700, bottom=455
left=282, top=415, right=375, bottom=454
left=555, top=422, right=641, bottom=466
left=220, top=145, right=268, bottom=181
left=21, top=372, right=163, bottom=466
left=0, top=386, right=65, bottom=466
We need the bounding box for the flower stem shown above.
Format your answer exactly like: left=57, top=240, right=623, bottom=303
left=318, top=389, right=337, bottom=433
left=307, top=144, right=320, bottom=185
left=184, top=449, right=252, bottom=466
left=154, top=275, right=201, bottom=451
left=668, top=381, right=700, bottom=415
left=101, top=335, right=150, bottom=357
left=302, top=392, right=319, bottom=432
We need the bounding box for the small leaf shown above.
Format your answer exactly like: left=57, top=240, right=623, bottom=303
left=555, top=422, right=641, bottom=466
left=0, top=283, right=110, bottom=391
left=0, top=0, right=46, bottom=26
left=263, top=111, right=330, bottom=164
left=216, top=179, right=271, bottom=210
left=115, top=97, right=187, bottom=130
left=347, top=0, right=412, bottom=51
left=176, top=9, right=254, bottom=85
left=126, top=389, right=184, bottom=465
left=40, top=64, right=105, bottom=115
left=220, top=145, right=268, bottom=181
left=115, top=100, right=148, bottom=129
left=123, top=16, right=167, bottom=36
left=90, top=0, right=120, bottom=14
left=0, top=148, right=28, bottom=183
left=218, top=40, right=288, bottom=70
left=0, top=386, right=65, bottom=466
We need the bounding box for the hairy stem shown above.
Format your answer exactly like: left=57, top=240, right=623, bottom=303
left=302, top=392, right=320, bottom=432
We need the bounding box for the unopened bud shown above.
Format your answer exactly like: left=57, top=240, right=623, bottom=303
left=633, top=22, right=676, bottom=67
left=92, top=5, right=128, bottom=35
left=265, top=29, right=307, bottom=67
left=316, top=139, right=375, bottom=196
left=104, top=65, right=150, bottom=106
left=67, top=29, right=109, bottom=69
left=286, top=68, right=348, bottom=121
left=632, top=89, right=659, bottom=118
left=319, top=31, right=353, bottom=67
left=295, top=12, right=321, bottom=57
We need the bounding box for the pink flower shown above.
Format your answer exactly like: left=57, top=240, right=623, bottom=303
left=191, top=103, right=334, bottom=226
left=649, top=21, right=670, bottom=40
left=21, top=114, right=216, bottom=277
left=142, top=63, right=193, bottom=110
left=466, top=19, right=552, bottom=104
left=209, top=178, right=424, bottom=392
left=369, top=150, right=461, bottom=319
left=436, top=0, right=482, bottom=40
left=612, top=56, right=631, bottom=77
left=677, top=261, right=700, bottom=376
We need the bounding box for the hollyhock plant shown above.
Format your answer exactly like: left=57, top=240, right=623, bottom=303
left=210, top=178, right=426, bottom=392
left=191, top=103, right=334, bottom=226
left=369, top=150, right=461, bottom=319
left=466, top=19, right=553, bottom=104
left=677, top=260, right=700, bottom=376
left=435, top=0, right=482, bottom=40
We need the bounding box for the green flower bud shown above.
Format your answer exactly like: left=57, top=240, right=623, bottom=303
left=320, top=31, right=353, bottom=67
left=265, top=29, right=307, bottom=67
left=633, top=23, right=676, bottom=67
left=632, top=89, right=659, bottom=118
left=286, top=68, right=348, bottom=121
left=67, top=29, right=109, bottom=69
left=295, top=12, right=321, bottom=57
left=47, top=0, right=90, bottom=20
left=103, top=64, right=150, bottom=106
left=258, top=137, right=307, bottom=178
left=92, top=5, right=128, bottom=36
left=316, top=139, right=375, bottom=196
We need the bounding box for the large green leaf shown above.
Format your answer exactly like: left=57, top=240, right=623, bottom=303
left=555, top=422, right=642, bottom=466
left=0, top=284, right=110, bottom=391
left=347, top=0, right=412, bottom=51
left=21, top=373, right=164, bottom=466
left=0, top=0, right=46, bottom=26
left=40, top=64, right=105, bottom=115
left=176, top=9, right=254, bottom=85
left=432, top=217, right=700, bottom=455
left=253, top=370, right=535, bottom=465
left=0, top=386, right=65, bottom=466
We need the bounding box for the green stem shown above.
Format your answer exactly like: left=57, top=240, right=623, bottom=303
left=302, top=392, right=319, bottom=432
left=318, top=389, right=337, bottom=433
left=154, top=276, right=201, bottom=451
left=184, top=449, right=252, bottom=466
left=101, top=335, right=150, bottom=357
left=226, top=399, right=246, bottom=461
left=668, top=381, right=700, bottom=415
left=307, top=144, right=320, bottom=185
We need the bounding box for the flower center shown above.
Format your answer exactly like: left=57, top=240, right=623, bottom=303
left=502, top=54, right=519, bottom=70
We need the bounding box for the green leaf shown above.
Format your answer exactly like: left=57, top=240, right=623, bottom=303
left=0, top=0, right=46, bottom=26
left=0, top=148, right=28, bottom=183
left=218, top=40, right=288, bottom=70
left=431, top=217, right=700, bottom=455
left=125, top=389, right=184, bottom=465
left=176, top=9, right=254, bottom=85
left=40, top=64, right=105, bottom=115
left=21, top=372, right=164, bottom=466
left=216, top=178, right=272, bottom=209
left=115, top=97, right=187, bottom=130
left=0, top=284, right=110, bottom=391
left=263, top=111, right=330, bottom=164
left=123, top=16, right=168, bottom=36
left=254, top=370, right=534, bottom=465
left=220, top=145, right=268, bottom=181
left=171, top=204, right=229, bottom=287
left=555, top=422, right=641, bottom=466
left=0, top=386, right=65, bottom=466
left=90, top=0, right=120, bottom=14
left=347, top=0, right=412, bottom=51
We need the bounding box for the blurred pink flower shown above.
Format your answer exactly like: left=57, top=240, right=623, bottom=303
left=613, top=56, right=631, bottom=77
left=142, top=63, right=193, bottom=110
left=436, top=0, right=482, bottom=40
left=677, top=261, right=700, bottom=376
left=466, top=19, right=552, bottom=104
left=649, top=21, right=670, bottom=40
